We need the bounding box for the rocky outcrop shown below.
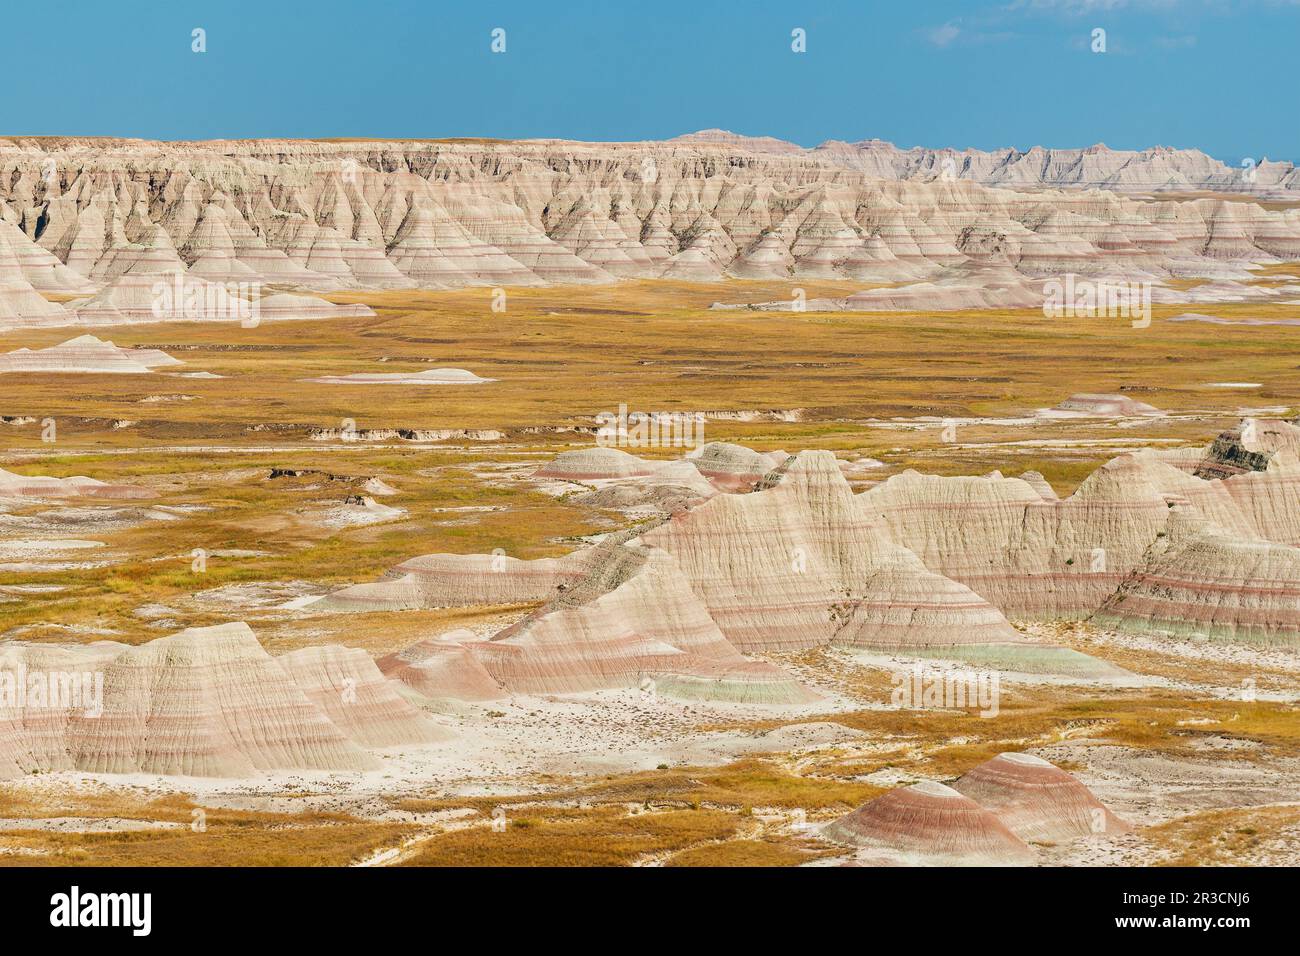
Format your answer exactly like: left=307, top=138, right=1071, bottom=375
left=951, top=752, right=1130, bottom=843
left=0, top=623, right=450, bottom=779
left=822, top=780, right=1037, bottom=866
left=3, top=135, right=1298, bottom=311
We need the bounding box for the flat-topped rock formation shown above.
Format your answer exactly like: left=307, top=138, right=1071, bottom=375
left=1193, top=418, right=1300, bottom=479
left=1040, top=393, right=1164, bottom=418
left=0, top=223, right=74, bottom=328
left=307, top=550, right=600, bottom=613
left=377, top=631, right=508, bottom=702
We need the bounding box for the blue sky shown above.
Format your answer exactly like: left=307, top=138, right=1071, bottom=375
left=8, top=0, right=1295, bottom=161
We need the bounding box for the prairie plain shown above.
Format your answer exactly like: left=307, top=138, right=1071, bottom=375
left=1, top=279, right=1297, bottom=867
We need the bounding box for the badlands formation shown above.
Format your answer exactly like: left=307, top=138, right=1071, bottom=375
left=0, top=133, right=1298, bottom=868
left=1, top=133, right=1299, bottom=321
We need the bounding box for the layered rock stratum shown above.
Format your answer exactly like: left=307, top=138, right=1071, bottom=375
left=0, top=623, right=448, bottom=779
left=826, top=755, right=1127, bottom=864
left=2, top=133, right=1299, bottom=314
left=311, top=421, right=1300, bottom=710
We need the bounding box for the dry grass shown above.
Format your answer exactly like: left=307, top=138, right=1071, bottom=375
left=398, top=805, right=738, bottom=867
left=0, top=789, right=417, bottom=866
left=2, top=279, right=1299, bottom=866
left=6, top=279, right=1298, bottom=635
left=665, top=837, right=838, bottom=867
left=4, top=279, right=1298, bottom=446
left=1145, top=805, right=1300, bottom=866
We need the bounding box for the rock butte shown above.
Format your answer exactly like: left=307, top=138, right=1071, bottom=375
left=822, top=779, right=1037, bottom=866
left=2, top=134, right=1299, bottom=317
left=951, top=752, right=1131, bottom=843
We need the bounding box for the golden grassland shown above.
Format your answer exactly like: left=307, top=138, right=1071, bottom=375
left=397, top=806, right=740, bottom=867
left=1145, top=805, right=1300, bottom=866
left=0, top=649, right=1295, bottom=866
left=0, top=789, right=419, bottom=867
left=0, top=279, right=1298, bottom=865
left=3, top=278, right=1297, bottom=638
left=2, top=278, right=1297, bottom=446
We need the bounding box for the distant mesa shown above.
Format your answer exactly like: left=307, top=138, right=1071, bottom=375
left=0, top=222, right=76, bottom=328
left=309, top=367, right=495, bottom=385
left=0, top=335, right=181, bottom=375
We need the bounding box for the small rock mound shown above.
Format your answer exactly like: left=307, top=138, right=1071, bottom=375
left=1040, top=393, right=1163, bottom=418
left=951, top=752, right=1131, bottom=842
left=534, top=446, right=655, bottom=480
left=823, top=780, right=1036, bottom=866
